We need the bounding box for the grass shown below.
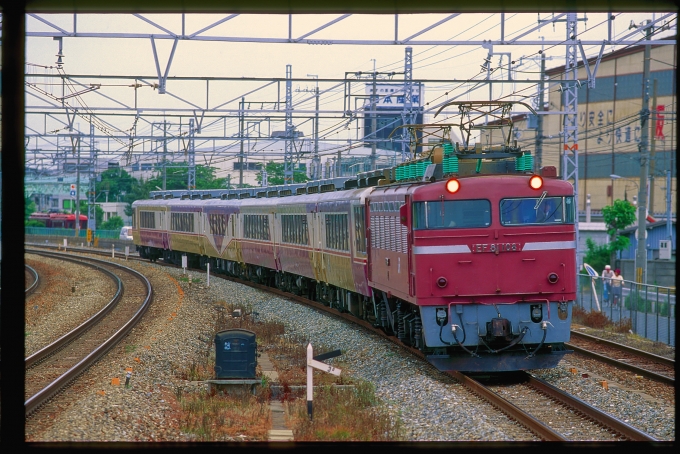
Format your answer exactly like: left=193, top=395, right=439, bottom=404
left=572, top=305, right=632, bottom=332
left=623, top=293, right=675, bottom=318
left=170, top=300, right=406, bottom=441
left=571, top=305, right=675, bottom=359
left=284, top=382, right=405, bottom=441
left=179, top=276, right=202, bottom=284
left=177, top=388, right=271, bottom=441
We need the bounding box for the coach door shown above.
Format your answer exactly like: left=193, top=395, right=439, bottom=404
left=310, top=210, right=323, bottom=283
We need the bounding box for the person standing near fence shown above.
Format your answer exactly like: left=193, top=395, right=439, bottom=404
left=611, top=269, right=624, bottom=307
left=602, top=265, right=615, bottom=304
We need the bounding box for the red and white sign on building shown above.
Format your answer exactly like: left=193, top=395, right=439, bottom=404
left=655, top=105, right=665, bottom=141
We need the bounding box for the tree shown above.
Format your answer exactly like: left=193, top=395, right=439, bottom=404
left=96, top=168, right=137, bottom=203
left=602, top=199, right=637, bottom=264
left=25, top=196, right=36, bottom=220
left=255, top=161, right=309, bottom=186
left=143, top=163, right=227, bottom=192
left=100, top=216, right=124, bottom=231
left=583, top=238, right=612, bottom=274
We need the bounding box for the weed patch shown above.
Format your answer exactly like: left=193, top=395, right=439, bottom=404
left=169, top=299, right=404, bottom=441
left=284, top=382, right=405, bottom=441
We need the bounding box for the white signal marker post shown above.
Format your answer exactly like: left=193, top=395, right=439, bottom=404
left=306, top=343, right=341, bottom=421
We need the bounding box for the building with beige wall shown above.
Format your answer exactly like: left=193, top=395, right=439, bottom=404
left=511, top=41, right=676, bottom=217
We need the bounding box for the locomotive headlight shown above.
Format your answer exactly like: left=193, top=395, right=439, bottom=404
left=445, top=178, right=460, bottom=194
left=529, top=175, right=543, bottom=190
left=436, top=277, right=448, bottom=288
left=547, top=272, right=559, bottom=284
left=530, top=304, right=543, bottom=323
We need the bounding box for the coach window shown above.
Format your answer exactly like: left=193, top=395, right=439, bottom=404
left=500, top=196, right=574, bottom=226
left=325, top=214, right=349, bottom=251
left=282, top=214, right=308, bottom=245
left=413, top=200, right=491, bottom=229
left=353, top=206, right=366, bottom=254
left=140, top=211, right=155, bottom=229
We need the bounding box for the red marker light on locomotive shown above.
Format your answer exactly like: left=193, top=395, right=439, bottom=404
left=445, top=179, right=460, bottom=194
left=529, top=175, right=543, bottom=190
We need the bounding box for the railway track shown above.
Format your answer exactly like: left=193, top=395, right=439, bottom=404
left=566, top=331, right=674, bottom=385
left=24, top=249, right=153, bottom=416
left=457, top=371, right=657, bottom=441
left=23, top=244, right=662, bottom=441
left=25, top=264, right=40, bottom=296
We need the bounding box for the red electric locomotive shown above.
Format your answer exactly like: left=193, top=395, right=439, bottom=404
left=365, top=169, right=575, bottom=371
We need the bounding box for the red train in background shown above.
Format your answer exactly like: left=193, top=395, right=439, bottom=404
left=132, top=143, right=576, bottom=372
left=29, top=212, right=88, bottom=229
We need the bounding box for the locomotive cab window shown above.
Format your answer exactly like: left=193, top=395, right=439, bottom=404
left=413, top=200, right=491, bottom=229
left=500, top=196, right=574, bottom=226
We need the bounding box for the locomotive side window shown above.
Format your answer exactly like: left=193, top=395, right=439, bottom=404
left=281, top=214, right=309, bottom=245
left=500, top=196, right=574, bottom=226
left=413, top=200, right=491, bottom=229
left=171, top=212, right=195, bottom=232
left=243, top=214, right=270, bottom=241
left=140, top=211, right=156, bottom=229
left=325, top=214, right=349, bottom=251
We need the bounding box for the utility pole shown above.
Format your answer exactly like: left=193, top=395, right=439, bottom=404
left=307, top=74, right=320, bottom=180
left=162, top=121, right=167, bottom=190
left=401, top=47, right=415, bottom=163
left=188, top=118, right=195, bottom=190
left=75, top=134, right=81, bottom=238
left=370, top=58, right=377, bottom=171
left=649, top=79, right=658, bottom=214
left=239, top=97, right=244, bottom=188
left=535, top=46, right=546, bottom=171
left=636, top=20, right=652, bottom=284
left=665, top=170, right=672, bottom=241
left=88, top=120, right=96, bottom=234
left=284, top=64, right=294, bottom=185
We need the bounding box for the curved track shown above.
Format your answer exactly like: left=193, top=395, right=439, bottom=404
left=25, top=264, right=40, bottom=296
left=24, top=249, right=154, bottom=416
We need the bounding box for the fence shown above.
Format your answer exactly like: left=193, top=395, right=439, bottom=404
left=25, top=227, right=121, bottom=239
left=577, top=274, right=676, bottom=347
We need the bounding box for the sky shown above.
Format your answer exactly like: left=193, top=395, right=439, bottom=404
left=22, top=12, right=677, bottom=176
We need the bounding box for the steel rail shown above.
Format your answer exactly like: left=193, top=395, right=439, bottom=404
left=524, top=372, right=658, bottom=441
left=451, top=371, right=568, bottom=441
left=24, top=250, right=154, bottom=416
left=565, top=344, right=674, bottom=385
left=25, top=264, right=40, bottom=296
left=24, top=250, right=124, bottom=368
left=569, top=330, right=675, bottom=367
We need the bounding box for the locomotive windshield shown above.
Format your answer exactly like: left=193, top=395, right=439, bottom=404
left=500, top=196, right=575, bottom=225
left=413, top=200, right=491, bottom=229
